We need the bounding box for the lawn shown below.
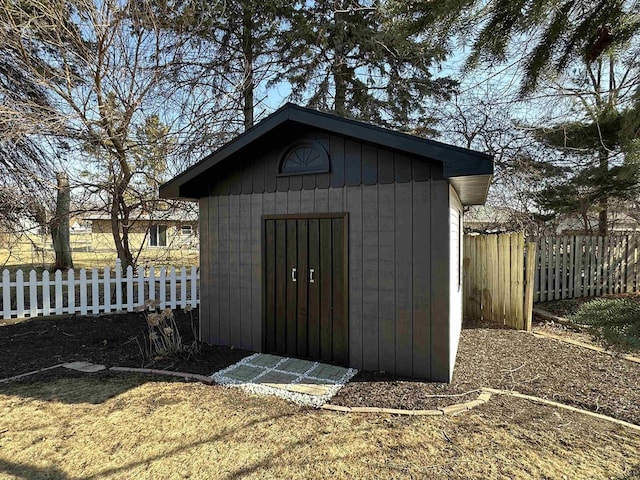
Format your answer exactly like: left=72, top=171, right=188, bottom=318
left=1, top=376, right=639, bottom=480
left=1, top=313, right=640, bottom=479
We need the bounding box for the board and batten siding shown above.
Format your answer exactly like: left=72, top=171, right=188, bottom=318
left=448, top=185, right=463, bottom=379
left=199, top=180, right=454, bottom=381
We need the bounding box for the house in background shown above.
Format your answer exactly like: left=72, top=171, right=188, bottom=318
left=465, top=204, right=640, bottom=237
left=84, top=208, right=199, bottom=264
left=160, top=103, right=493, bottom=382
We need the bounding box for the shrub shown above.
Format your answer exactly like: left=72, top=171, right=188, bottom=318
left=573, top=298, right=640, bottom=351
left=140, top=304, right=201, bottom=361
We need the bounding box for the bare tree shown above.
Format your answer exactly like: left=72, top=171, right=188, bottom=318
left=0, top=0, right=196, bottom=269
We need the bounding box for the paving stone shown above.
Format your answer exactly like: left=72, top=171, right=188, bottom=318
left=223, top=364, right=264, bottom=382
left=308, top=364, right=349, bottom=381
left=256, top=371, right=299, bottom=385
left=278, top=358, right=316, bottom=374
left=249, top=354, right=285, bottom=368
left=62, top=361, right=106, bottom=373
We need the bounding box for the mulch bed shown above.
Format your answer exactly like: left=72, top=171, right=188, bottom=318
left=0, top=310, right=250, bottom=381
left=333, top=321, right=640, bottom=424
left=2, top=313, right=640, bottom=425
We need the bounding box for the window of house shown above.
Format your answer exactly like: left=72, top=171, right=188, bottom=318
left=181, top=225, right=193, bottom=236
left=149, top=224, right=167, bottom=247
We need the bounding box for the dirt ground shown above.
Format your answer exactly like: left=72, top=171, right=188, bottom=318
left=1, top=376, right=639, bottom=480
left=2, top=312, right=640, bottom=426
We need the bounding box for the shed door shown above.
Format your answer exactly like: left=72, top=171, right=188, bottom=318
left=264, top=216, right=347, bottom=365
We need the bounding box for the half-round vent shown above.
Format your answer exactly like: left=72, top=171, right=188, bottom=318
left=279, top=141, right=330, bottom=175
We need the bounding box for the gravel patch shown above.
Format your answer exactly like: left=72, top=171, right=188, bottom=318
left=213, top=353, right=358, bottom=407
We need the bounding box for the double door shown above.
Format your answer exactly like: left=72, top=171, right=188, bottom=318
left=263, top=214, right=347, bottom=365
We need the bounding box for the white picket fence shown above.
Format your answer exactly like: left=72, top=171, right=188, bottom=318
left=0, top=259, right=199, bottom=320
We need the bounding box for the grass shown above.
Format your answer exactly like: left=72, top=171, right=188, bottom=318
left=1, top=375, right=639, bottom=479
left=1, top=250, right=200, bottom=273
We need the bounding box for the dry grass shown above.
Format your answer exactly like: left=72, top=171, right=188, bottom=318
left=1, top=375, right=639, bottom=479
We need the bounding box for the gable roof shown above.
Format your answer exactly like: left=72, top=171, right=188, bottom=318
left=159, top=103, right=493, bottom=205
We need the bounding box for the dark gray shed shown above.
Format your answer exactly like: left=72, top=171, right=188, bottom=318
left=160, top=103, right=492, bottom=382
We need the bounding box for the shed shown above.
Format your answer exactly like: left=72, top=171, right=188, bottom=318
left=160, top=103, right=493, bottom=382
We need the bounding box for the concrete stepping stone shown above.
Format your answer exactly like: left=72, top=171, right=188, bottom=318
left=62, top=361, right=106, bottom=373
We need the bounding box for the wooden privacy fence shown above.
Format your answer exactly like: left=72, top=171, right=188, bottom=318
left=0, top=259, right=199, bottom=320
left=534, top=235, right=640, bottom=302
left=464, top=233, right=536, bottom=331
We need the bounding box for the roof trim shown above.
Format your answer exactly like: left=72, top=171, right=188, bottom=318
left=159, top=103, right=493, bottom=200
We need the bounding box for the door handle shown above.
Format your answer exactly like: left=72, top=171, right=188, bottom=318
left=309, top=268, right=315, bottom=283
left=291, top=267, right=297, bottom=282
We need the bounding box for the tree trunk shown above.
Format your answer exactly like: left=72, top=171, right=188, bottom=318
left=50, top=171, right=73, bottom=270
left=598, top=149, right=608, bottom=236
left=332, top=10, right=347, bottom=116
left=241, top=6, right=254, bottom=131
left=111, top=183, right=135, bottom=270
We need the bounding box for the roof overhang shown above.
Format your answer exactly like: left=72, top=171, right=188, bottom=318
left=160, top=103, right=494, bottom=205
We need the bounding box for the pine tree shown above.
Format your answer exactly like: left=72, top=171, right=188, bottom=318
left=398, top=0, right=640, bottom=95
left=277, top=0, right=457, bottom=133
left=156, top=0, right=297, bottom=131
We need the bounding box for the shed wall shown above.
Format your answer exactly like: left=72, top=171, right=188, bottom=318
left=448, top=186, right=463, bottom=381
left=199, top=180, right=452, bottom=379
left=201, top=128, right=438, bottom=198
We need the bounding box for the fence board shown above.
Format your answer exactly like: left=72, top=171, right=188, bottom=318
left=29, top=270, right=38, bottom=318
left=524, top=242, right=537, bottom=331
left=91, top=269, right=100, bottom=314
left=127, top=266, right=135, bottom=310
left=67, top=270, right=75, bottom=314
left=137, top=267, right=145, bottom=308
left=15, top=270, right=25, bottom=318
left=574, top=236, right=583, bottom=298
left=549, top=237, right=562, bottom=300
left=540, top=238, right=547, bottom=302
left=2, top=270, right=10, bottom=319
left=568, top=236, right=575, bottom=298
left=180, top=267, right=187, bottom=308
left=104, top=267, right=111, bottom=313
left=80, top=269, right=88, bottom=315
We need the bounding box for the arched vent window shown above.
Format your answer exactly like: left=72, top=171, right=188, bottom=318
left=279, top=141, right=330, bottom=175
